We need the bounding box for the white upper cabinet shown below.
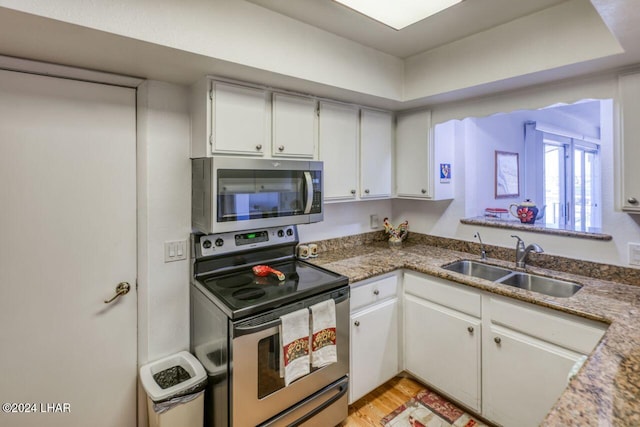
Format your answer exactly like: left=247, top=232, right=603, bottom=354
left=190, top=79, right=269, bottom=158
left=618, top=72, right=640, bottom=212
left=190, top=78, right=319, bottom=159
left=272, top=93, right=317, bottom=158
left=360, top=108, right=393, bottom=199
left=396, top=109, right=454, bottom=200
left=319, top=101, right=359, bottom=201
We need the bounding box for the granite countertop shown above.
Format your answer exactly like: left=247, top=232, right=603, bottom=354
left=306, top=240, right=640, bottom=426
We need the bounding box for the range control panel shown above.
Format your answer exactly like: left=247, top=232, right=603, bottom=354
left=197, top=225, right=298, bottom=258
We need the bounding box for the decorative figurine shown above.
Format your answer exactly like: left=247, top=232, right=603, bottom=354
left=383, top=218, right=409, bottom=249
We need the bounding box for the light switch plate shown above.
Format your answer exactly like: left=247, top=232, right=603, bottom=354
left=629, top=243, right=640, bottom=266
left=164, top=240, right=188, bottom=263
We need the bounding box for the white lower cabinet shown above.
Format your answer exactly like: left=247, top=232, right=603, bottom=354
left=349, top=274, right=400, bottom=404
left=404, top=295, right=481, bottom=411
left=483, top=325, right=581, bottom=427
left=400, top=270, right=606, bottom=426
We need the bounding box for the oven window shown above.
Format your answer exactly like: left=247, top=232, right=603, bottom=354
left=257, top=332, right=320, bottom=399
left=257, top=334, right=286, bottom=399
left=217, top=170, right=305, bottom=222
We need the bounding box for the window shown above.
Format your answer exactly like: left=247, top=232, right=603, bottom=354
left=541, top=133, right=601, bottom=230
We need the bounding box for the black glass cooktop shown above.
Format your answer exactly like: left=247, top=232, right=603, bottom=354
left=197, top=260, right=348, bottom=320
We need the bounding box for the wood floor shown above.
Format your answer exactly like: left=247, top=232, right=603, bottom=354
left=339, top=376, right=425, bottom=426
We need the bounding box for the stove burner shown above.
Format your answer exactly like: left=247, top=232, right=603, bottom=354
left=208, top=275, right=254, bottom=289
left=232, top=287, right=266, bottom=301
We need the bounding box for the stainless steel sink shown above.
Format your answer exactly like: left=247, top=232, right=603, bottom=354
left=498, top=273, right=582, bottom=298
left=441, top=260, right=582, bottom=298
left=442, top=260, right=513, bottom=281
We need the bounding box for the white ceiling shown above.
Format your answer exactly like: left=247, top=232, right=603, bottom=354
left=247, top=0, right=569, bottom=58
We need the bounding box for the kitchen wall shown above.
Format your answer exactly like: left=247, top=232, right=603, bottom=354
left=137, top=80, right=191, bottom=364
left=394, top=85, right=640, bottom=267
left=459, top=101, right=604, bottom=218
left=404, top=0, right=622, bottom=101
left=0, top=0, right=403, bottom=101
left=298, top=200, right=392, bottom=243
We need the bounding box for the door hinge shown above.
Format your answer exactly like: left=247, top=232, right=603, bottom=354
left=316, top=106, right=320, bottom=117
left=209, top=135, right=214, bottom=146
left=209, top=89, right=213, bottom=101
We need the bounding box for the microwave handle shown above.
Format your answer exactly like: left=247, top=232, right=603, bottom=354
left=303, top=171, right=313, bottom=214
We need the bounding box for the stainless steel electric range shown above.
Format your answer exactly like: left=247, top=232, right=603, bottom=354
left=190, top=225, right=350, bottom=427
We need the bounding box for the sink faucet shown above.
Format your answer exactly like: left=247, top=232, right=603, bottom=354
left=511, top=235, right=544, bottom=268
left=474, top=232, right=487, bottom=260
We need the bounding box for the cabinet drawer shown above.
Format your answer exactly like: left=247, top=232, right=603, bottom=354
left=404, top=271, right=481, bottom=318
left=350, top=275, right=398, bottom=313
left=488, top=295, right=606, bottom=354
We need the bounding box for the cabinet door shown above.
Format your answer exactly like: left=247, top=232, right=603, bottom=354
left=319, top=101, right=359, bottom=201
left=272, top=93, right=316, bottom=158
left=360, top=109, right=392, bottom=198
left=404, top=295, right=481, bottom=412
left=350, top=298, right=399, bottom=403
left=619, top=73, right=640, bottom=212
left=483, top=325, right=581, bottom=427
left=211, top=82, right=269, bottom=156
left=396, top=110, right=431, bottom=198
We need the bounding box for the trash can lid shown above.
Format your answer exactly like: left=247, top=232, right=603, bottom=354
left=140, top=351, right=207, bottom=402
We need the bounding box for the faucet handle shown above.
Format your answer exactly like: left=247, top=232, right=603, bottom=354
left=511, top=235, right=524, bottom=248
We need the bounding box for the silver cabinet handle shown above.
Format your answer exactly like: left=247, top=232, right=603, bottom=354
left=373, top=289, right=379, bottom=295
left=628, top=197, right=638, bottom=205
left=256, top=144, right=262, bottom=151
left=364, top=189, right=370, bottom=194
left=421, top=189, right=427, bottom=194
left=104, top=282, right=131, bottom=304
left=278, top=145, right=285, bottom=152
left=494, top=337, right=502, bottom=344
left=467, top=326, right=474, bottom=333
left=354, top=321, right=360, bottom=327
left=350, top=189, right=356, bottom=195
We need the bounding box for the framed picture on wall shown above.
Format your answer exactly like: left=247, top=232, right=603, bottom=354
left=495, top=151, right=519, bottom=198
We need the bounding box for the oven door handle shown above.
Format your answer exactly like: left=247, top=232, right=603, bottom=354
left=233, top=291, right=349, bottom=336
left=234, top=318, right=281, bottom=336
left=303, top=171, right=313, bottom=214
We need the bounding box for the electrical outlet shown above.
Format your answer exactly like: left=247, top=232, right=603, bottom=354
left=164, top=240, right=188, bottom=263
left=370, top=214, right=379, bottom=229
left=629, top=243, right=640, bottom=266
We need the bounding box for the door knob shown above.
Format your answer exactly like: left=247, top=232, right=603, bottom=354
left=364, top=189, right=370, bottom=194
left=494, top=337, right=502, bottom=344
left=354, top=321, right=360, bottom=327
left=628, top=197, right=638, bottom=205
left=421, top=189, right=427, bottom=194
left=104, top=282, right=131, bottom=304
left=255, top=144, right=262, bottom=151
left=373, top=290, right=380, bottom=295
left=278, top=145, right=285, bottom=152
left=467, top=326, right=474, bottom=333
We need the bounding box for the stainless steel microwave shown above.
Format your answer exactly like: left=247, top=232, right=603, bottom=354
left=192, top=157, right=323, bottom=233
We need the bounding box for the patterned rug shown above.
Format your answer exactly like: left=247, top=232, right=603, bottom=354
left=381, top=389, right=488, bottom=427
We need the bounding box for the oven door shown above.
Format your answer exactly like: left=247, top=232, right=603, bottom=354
left=230, top=288, right=349, bottom=427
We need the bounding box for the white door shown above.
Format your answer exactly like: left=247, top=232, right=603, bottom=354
left=319, top=101, right=359, bottom=201
left=360, top=109, right=392, bottom=198
left=349, top=298, right=399, bottom=403
left=483, top=325, right=581, bottom=427
left=404, top=295, right=481, bottom=412
left=0, top=69, right=137, bottom=427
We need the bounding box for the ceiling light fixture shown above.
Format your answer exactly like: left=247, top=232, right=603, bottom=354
left=333, top=0, right=464, bottom=30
